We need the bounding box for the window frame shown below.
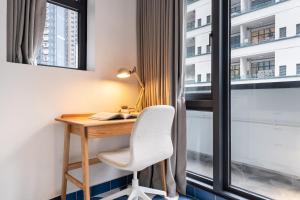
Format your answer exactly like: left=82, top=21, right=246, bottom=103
left=41, top=0, right=87, bottom=70
left=184, top=0, right=290, bottom=200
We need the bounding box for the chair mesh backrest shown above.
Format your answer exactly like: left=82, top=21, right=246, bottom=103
left=129, top=105, right=175, bottom=169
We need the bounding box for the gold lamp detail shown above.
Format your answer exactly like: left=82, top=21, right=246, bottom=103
left=116, top=66, right=145, bottom=112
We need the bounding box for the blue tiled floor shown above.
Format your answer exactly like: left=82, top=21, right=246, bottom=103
left=91, top=195, right=193, bottom=200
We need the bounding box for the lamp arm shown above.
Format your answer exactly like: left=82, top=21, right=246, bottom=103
left=132, top=72, right=145, bottom=89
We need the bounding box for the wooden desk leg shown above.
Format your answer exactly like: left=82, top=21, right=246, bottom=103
left=160, top=160, right=167, bottom=194
left=61, top=124, right=71, bottom=200
left=81, top=127, right=91, bottom=200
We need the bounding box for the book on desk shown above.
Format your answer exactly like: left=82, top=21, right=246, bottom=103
left=89, top=112, right=139, bottom=121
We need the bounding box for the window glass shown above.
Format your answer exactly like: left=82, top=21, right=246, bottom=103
left=279, top=65, right=286, bottom=76
left=297, top=24, right=300, bottom=35
left=187, top=111, right=213, bottom=179
left=198, top=18, right=202, bottom=27
left=279, top=27, right=287, bottom=38
left=186, top=64, right=196, bottom=84
left=296, top=64, right=300, bottom=75
left=230, top=0, right=300, bottom=199
left=37, top=3, right=79, bottom=68
left=184, top=0, right=212, bottom=95
left=206, top=15, right=211, bottom=24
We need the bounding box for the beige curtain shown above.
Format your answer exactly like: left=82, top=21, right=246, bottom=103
left=7, top=0, right=47, bottom=64
left=137, top=0, right=187, bottom=197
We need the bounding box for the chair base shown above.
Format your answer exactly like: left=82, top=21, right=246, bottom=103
left=102, top=172, right=167, bottom=200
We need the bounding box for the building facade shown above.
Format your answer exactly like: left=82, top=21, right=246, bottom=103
left=185, top=0, right=300, bottom=90
left=37, top=3, right=78, bottom=68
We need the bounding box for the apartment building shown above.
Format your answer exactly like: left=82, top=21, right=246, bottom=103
left=37, top=3, right=78, bottom=68
left=185, top=0, right=300, bottom=90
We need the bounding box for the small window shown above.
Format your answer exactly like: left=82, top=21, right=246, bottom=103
left=198, top=46, right=202, bottom=55
left=279, top=27, right=286, bottom=38
left=296, top=64, right=300, bottom=75
left=206, top=73, right=211, bottom=82
left=185, top=64, right=196, bottom=84
left=206, top=45, right=211, bottom=53
left=206, top=15, right=211, bottom=24
left=197, top=74, right=202, bottom=83
left=296, top=24, right=300, bottom=35
left=198, top=18, right=202, bottom=27
left=279, top=65, right=286, bottom=76
left=37, top=0, right=87, bottom=70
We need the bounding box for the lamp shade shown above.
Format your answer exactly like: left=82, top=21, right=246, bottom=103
left=116, top=68, right=131, bottom=79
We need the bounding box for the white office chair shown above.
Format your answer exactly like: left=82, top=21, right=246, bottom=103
left=98, top=105, right=175, bottom=200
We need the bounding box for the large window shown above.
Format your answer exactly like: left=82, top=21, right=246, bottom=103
left=184, top=0, right=213, bottom=184
left=37, top=0, right=87, bottom=70
left=184, top=0, right=300, bottom=200
left=230, top=0, right=300, bottom=199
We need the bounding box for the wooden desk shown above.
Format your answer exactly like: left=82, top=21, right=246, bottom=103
left=55, top=114, right=167, bottom=200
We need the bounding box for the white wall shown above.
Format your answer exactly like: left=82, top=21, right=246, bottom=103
left=0, top=0, right=138, bottom=199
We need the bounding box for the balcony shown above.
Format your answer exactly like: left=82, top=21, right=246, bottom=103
left=187, top=21, right=196, bottom=31
left=186, top=0, right=199, bottom=5
left=231, top=2, right=241, bottom=15
left=251, top=0, right=276, bottom=10
left=186, top=46, right=196, bottom=58
left=232, top=0, right=289, bottom=18
left=249, top=69, right=275, bottom=79
left=187, top=0, right=289, bottom=32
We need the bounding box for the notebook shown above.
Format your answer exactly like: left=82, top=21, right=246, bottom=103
left=89, top=112, right=138, bottom=121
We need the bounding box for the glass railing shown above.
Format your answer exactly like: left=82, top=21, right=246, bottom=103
left=186, top=46, right=196, bottom=57
left=187, top=21, right=196, bottom=31
left=232, top=37, right=275, bottom=49
left=250, top=0, right=276, bottom=11
left=231, top=3, right=241, bottom=15
left=248, top=69, right=275, bottom=79
left=185, top=79, right=196, bottom=84
left=231, top=0, right=287, bottom=18
left=186, top=0, right=199, bottom=5
left=231, top=75, right=241, bottom=80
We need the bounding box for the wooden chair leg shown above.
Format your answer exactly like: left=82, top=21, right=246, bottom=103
left=81, top=128, right=91, bottom=200
left=61, top=125, right=71, bottom=200
left=160, top=160, right=167, bottom=194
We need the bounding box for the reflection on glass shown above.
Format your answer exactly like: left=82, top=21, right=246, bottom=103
left=187, top=111, right=213, bottom=179
left=184, top=0, right=212, bottom=94
left=230, top=0, right=300, bottom=199
left=37, top=3, right=78, bottom=68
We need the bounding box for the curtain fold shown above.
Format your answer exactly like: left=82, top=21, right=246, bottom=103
left=137, top=0, right=186, bottom=197
left=7, top=0, right=47, bottom=64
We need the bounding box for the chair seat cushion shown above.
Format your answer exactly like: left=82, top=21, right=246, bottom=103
left=97, top=148, right=131, bottom=169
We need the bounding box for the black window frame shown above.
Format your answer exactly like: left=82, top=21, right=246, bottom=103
left=41, top=0, right=87, bottom=70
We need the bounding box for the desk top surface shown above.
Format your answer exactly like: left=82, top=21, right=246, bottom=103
left=55, top=114, right=136, bottom=127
